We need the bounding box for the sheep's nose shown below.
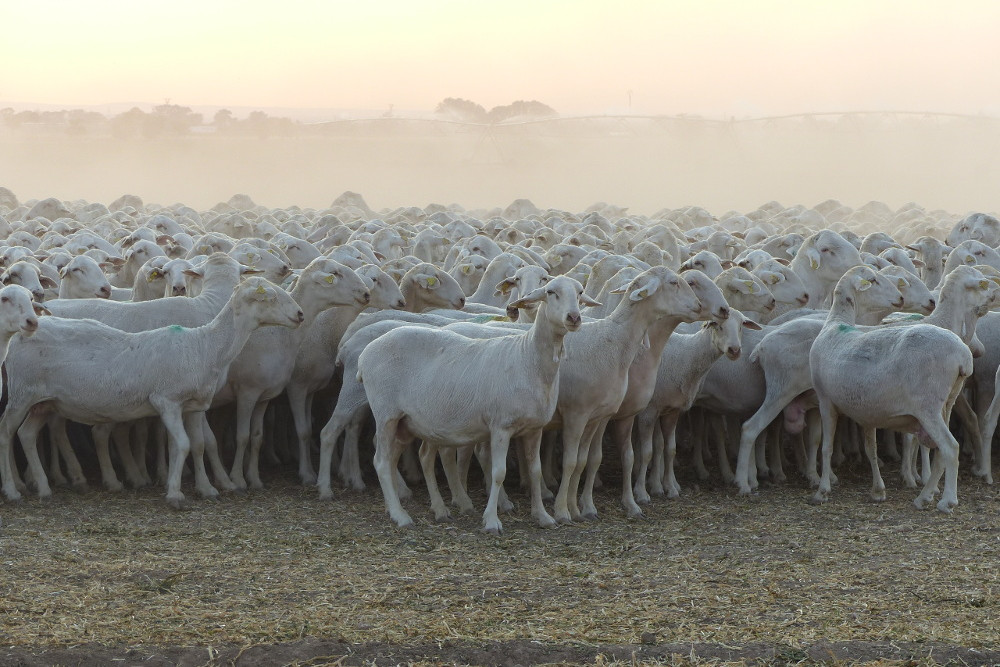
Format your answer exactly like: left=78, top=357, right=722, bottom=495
left=395, top=299, right=407, bottom=309
left=24, top=317, right=38, bottom=331
left=173, top=285, right=186, bottom=296
left=717, top=306, right=730, bottom=320
left=99, top=286, right=112, bottom=298
left=281, top=265, right=291, bottom=277
left=32, top=290, right=45, bottom=302
left=727, top=346, right=741, bottom=359
left=458, top=296, right=466, bottom=309
left=295, top=310, right=305, bottom=323
left=928, top=298, right=936, bottom=309
left=767, top=298, right=776, bottom=310
left=362, top=291, right=371, bottom=304
left=566, top=312, right=582, bottom=327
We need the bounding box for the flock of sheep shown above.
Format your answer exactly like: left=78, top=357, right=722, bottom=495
left=0, top=187, right=998, bottom=533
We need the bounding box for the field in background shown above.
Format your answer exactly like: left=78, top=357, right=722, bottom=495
left=2, top=115, right=1000, bottom=216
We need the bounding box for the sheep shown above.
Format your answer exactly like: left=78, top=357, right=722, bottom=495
left=466, top=253, right=527, bottom=307
left=947, top=213, right=1000, bottom=248
left=943, top=240, right=1000, bottom=275
left=2, top=260, right=58, bottom=302
left=679, top=250, right=728, bottom=279
left=57, top=255, right=113, bottom=299
left=810, top=266, right=974, bottom=511
left=633, top=309, right=763, bottom=501
left=357, top=275, right=593, bottom=533
left=790, top=229, right=864, bottom=308
left=214, top=258, right=370, bottom=490
left=110, top=240, right=167, bottom=288
left=544, top=267, right=704, bottom=523
left=906, top=236, right=948, bottom=291
left=0, top=278, right=305, bottom=507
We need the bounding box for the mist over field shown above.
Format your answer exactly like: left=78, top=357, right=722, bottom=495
left=3, top=113, right=999, bottom=215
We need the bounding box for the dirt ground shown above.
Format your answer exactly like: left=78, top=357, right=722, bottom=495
left=2, top=455, right=1000, bottom=666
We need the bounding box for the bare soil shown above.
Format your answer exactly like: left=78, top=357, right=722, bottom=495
left=2, top=455, right=1000, bottom=666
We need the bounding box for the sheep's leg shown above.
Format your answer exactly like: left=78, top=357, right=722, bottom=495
left=438, top=446, right=475, bottom=514
left=660, top=411, right=682, bottom=498
left=900, top=433, right=918, bottom=488
left=540, top=431, right=558, bottom=494
left=132, top=420, right=153, bottom=487
left=710, top=416, right=736, bottom=484
left=115, top=422, right=147, bottom=489
left=920, top=445, right=932, bottom=485
left=340, top=410, right=371, bottom=492
left=155, top=401, right=192, bottom=509
left=914, top=417, right=962, bottom=513
left=418, top=441, right=451, bottom=522
left=17, top=412, right=52, bottom=498
left=287, top=385, right=318, bottom=485
left=154, top=421, right=168, bottom=487
left=50, top=416, right=87, bottom=491
left=804, top=410, right=825, bottom=487
left=953, top=392, right=981, bottom=469
left=635, top=407, right=661, bottom=498
left=578, top=419, right=607, bottom=520
left=736, top=395, right=791, bottom=494
left=482, top=429, right=514, bottom=535
left=812, top=397, right=840, bottom=504
left=318, top=402, right=353, bottom=499
left=456, top=444, right=475, bottom=493
left=522, top=429, right=556, bottom=528
left=228, top=394, right=259, bottom=490
left=863, top=426, right=886, bottom=502
left=976, top=365, right=1000, bottom=484
left=767, top=421, right=786, bottom=483
left=514, top=437, right=531, bottom=491
left=47, top=421, right=67, bottom=487
left=246, top=400, right=270, bottom=490
left=690, top=410, right=710, bottom=480
left=92, top=424, right=124, bottom=492
left=473, top=442, right=513, bottom=512
left=552, top=417, right=589, bottom=524
left=199, top=413, right=234, bottom=491
left=185, top=411, right=218, bottom=499
left=373, top=417, right=413, bottom=528
left=611, top=416, right=643, bottom=517
left=0, top=402, right=33, bottom=501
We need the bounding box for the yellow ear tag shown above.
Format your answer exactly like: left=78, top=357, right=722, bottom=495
left=638, top=288, right=649, bottom=298
left=980, top=279, right=991, bottom=290
left=858, top=279, right=871, bottom=288
left=461, top=265, right=472, bottom=275
left=743, top=280, right=757, bottom=293
left=897, top=278, right=907, bottom=288
left=810, top=258, right=819, bottom=270
left=768, top=274, right=779, bottom=284
left=200, top=245, right=210, bottom=252
left=324, top=275, right=335, bottom=284
left=255, top=285, right=268, bottom=295
left=147, top=271, right=160, bottom=281
left=966, top=256, right=977, bottom=265
left=426, top=276, right=437, bottom=287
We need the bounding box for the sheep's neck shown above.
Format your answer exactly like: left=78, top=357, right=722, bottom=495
left=826, top=288, right=858, bottom=326
left=202, top=298, right=259, bottom=371
left=926, top=284, right=978, bottom=344
left=522, top=304, right=565, bottom=387
left=605, top=298, right=671, bottom=362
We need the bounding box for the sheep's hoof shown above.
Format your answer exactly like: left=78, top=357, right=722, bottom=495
left=391, top=516, right=415, bottom=529
left=299, top=472, right=318, bottom=486
left=535, top=514, right=558, bottom=529
left=870, top=489, right=887, bottom=502
left=104, top=480, right=124, bottom=493
left=481, top=523, right=503, bottom=536
left=913, top=495, right=932, bottom=510
left=580, top=510, right=598, bottom=522
left=166, top=496, right=190, bottom=511
left=199, top=489, right=221, bottom=501
left=71, top=482, right=89, bottom=494
left=454, top=503, right=476, bottom=515
left=433, top=511, right=453, bottom=523
left=809, top=491, right=829, bottom=505
left=937, top=499, right=957, bottom=514
left=554, top=513, right=574, bottom=526
left=317, top=489, right=334, bottom=501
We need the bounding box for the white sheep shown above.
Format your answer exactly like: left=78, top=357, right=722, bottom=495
left=810, top=266, right=973, bottom=511
left=358, top=275, right=593, bottom=533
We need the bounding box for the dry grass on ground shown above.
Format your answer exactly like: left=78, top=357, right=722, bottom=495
left=2, top=458, right=1000, bottom=665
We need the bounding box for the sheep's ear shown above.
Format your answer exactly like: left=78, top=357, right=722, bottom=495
left=629, top=277, right=660, bottom=302
left=896, top=277, right=909, bottom=289
left=58, top=266, right=69, bottom=278
left=457, top=263, right=474, bottom=276
left=414, top=273, right=439, bottom=289
left=775, top=257, right=791, bottom=266
left=155, top=234, right=175, bottom=245
left=105, top=257, right=126, bottom=268
left=980, top=279, right=992, bottom=290
left=742, top=279, right=759, bottom=294
left=911, top=258, right=925, bottom=268
left=494, top=277, right=518, bottom=296
left=856, top=278, right=872, bottom=291
left=147, top=269, right=163, bottom=281
left=741, top=318, right=763, bottom=330
left=804, top=248, right=821, bottom=269
left=759, top=271, right=781, bottom=285
left=0, top=273, right=10, bottom=284
left=238, top=265, right=263, bottom=276
left=720, top=260, right=734, bottom=269
left=32, top=302, right=51, bottom=316
left=579, top=293, right=602, bottom=308
left=547, top=254, right=562, bottom=266
left=508, top=286, right=546, bottom=309
left=39, top=276, right=58, bottom=289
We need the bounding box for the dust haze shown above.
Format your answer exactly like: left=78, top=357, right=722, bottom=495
left=2, top=114, right=998, bottom=215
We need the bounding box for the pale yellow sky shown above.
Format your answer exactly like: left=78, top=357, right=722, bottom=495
left=2, top=0, right=1000, bottom=116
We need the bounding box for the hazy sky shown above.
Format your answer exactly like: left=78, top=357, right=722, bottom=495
left=3, top=0, right=1000, bottom=116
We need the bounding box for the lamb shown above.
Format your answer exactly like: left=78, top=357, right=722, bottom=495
left=790, top=229, right=864, bottom=307
left=906, top=236, right=948, bottom=291
left=56, top=255, right=113, bottom=299
left=0, top=278, right=305, bottom=507
left=810, top=266, right=973, bottom=511
left=356, top=275, right=592, bottom=533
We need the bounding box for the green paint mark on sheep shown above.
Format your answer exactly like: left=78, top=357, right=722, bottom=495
left=907, top=314, right=924, bottom=321
left=169, top=325, right=184, bottom=332
left=837, top=323, right=856, bottom=333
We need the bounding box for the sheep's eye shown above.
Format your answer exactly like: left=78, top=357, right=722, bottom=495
left=1, top=297, right=7, bottom=304
left=546, top=289, right=555, bottom=295
left=670, top=280, right=679, bottom=287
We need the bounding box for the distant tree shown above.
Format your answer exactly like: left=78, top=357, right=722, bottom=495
left=213, top=108, right=234, bottom=127
left=487, top=100, right=558, bottom=123
left=435, top=97, right=488, bottom=123
left=110, top=107, right=147, bottom=139
left=150, top=103, right=202, bottom=135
